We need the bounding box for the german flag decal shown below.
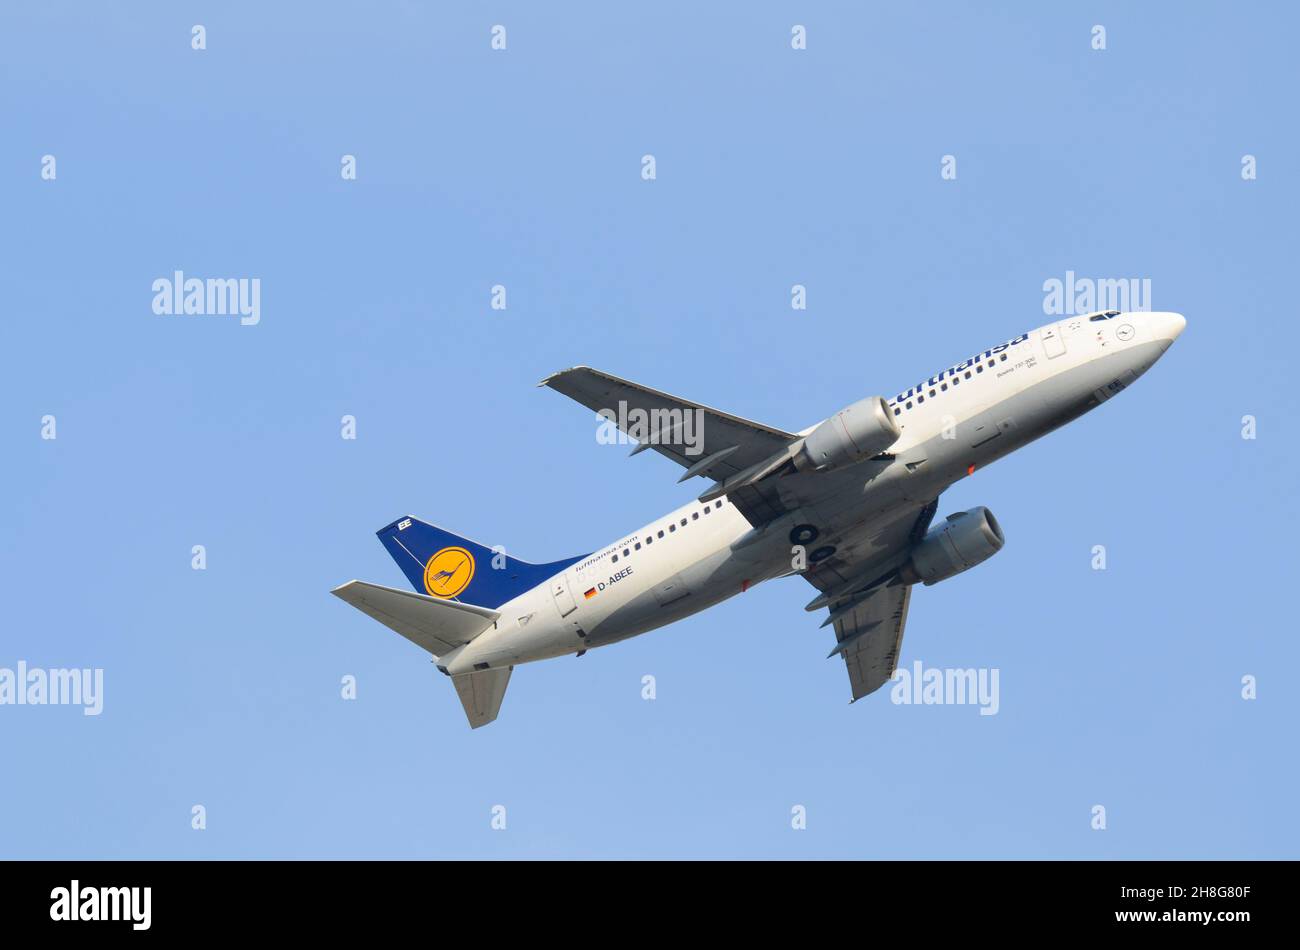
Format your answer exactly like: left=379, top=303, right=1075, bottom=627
left=584, top=587, right=597, bottom=600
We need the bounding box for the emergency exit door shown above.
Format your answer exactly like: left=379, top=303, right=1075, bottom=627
left=1040, top=323, right=1067, bottom=359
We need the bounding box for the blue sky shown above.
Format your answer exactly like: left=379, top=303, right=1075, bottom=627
left=2, top=1, right=1296, bottom=858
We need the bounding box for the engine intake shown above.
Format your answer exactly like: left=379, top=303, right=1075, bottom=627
left=796, top=396, right=900, bottom=472
left=900, top=507, right=1005, bottom=586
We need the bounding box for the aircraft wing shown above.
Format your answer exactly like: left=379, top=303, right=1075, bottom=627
left=825, top=584, right=912, bottom=701
left=540, top=366, right=798, bottom=485
left=801, top=499, right=937, bottom=702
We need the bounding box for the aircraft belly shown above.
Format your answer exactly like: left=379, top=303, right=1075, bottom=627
left=582, top=547, right=756, bottom=646
left=990, top=344, right=1164, bottom=448
left=918, top=342, right=1171, bottom=487
left=451, top=616, right=562, bottom=669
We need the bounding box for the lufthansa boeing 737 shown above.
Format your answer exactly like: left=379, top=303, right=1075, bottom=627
left=332, top=310, right=1185, bottom=727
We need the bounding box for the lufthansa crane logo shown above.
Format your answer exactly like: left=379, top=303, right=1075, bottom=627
left=423, top=546, right=475, bottom=598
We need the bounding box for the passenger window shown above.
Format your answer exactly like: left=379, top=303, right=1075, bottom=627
left=917, top=396, right=925, bottom=403
left=612, top=555, right=619, bottom=563
left=680, top=518, right=687, bottom=526
left=692, top=512, right=699, bottom=520
left=928, top=389, right=936, bottom=397
left=702, top=506, right=709, bottom=515
left=646, top=536, right=652, bottom=545
left=894, top=407, right=901, bottom=416
left=623, top=548, right=629, bottom=557
left=976, top=365, right=983, bottom=373
left=964, top=371, right=971, bottom=379
left=1000, top=354, right=1007, bottom=361
left=635, top=542, right=641, bottom=550
left=941, top=383, right=948, bottom=391
left=658, top=530, right=664, bottom=538
left=906, top=401, right=913, bottom=409
left=669, top=524, right=676, bottom=533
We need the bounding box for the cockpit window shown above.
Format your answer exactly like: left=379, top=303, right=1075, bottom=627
left=1089, top=310, right=1122, bottom=322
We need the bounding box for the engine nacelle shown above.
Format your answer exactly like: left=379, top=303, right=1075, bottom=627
left=795, top=396, right=900, bottom=472
left=900, top=507, right=1005, bottom=586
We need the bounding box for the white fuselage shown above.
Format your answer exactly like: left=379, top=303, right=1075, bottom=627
left=440, top=311, right=1186, bottom=675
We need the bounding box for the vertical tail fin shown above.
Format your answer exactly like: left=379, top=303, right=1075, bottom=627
left=376, top=516, right=586, bottom=610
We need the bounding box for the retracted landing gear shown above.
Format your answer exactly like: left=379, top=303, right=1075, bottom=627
left=789, top=524, right=819, bottom=545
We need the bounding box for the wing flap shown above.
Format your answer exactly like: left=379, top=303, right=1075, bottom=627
left=833, top=584, right=911, bottom=701
left=798, top=500, right=936, bottom=703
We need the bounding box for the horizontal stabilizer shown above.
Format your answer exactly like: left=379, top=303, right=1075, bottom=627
left=452, top=666, right=513, bottom=729
left=331, top=580, right=499, bottom=657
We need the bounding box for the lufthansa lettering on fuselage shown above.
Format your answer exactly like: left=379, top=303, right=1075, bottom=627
left=892, top=333, right=1030, bottom=402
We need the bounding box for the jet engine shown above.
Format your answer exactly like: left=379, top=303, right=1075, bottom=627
left=795, top=396, right=900, bottom=472
left=899, top=507, right=1005, bottom=586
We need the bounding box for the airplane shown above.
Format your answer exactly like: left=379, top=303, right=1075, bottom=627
left=332, top=309, right=1186, bottom=728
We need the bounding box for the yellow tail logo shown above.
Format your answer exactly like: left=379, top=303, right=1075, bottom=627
left=423, top=546, right=475, bottom=598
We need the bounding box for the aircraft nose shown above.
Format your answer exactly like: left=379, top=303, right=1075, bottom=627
left=1154, top=311, right=1186, bottom=343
